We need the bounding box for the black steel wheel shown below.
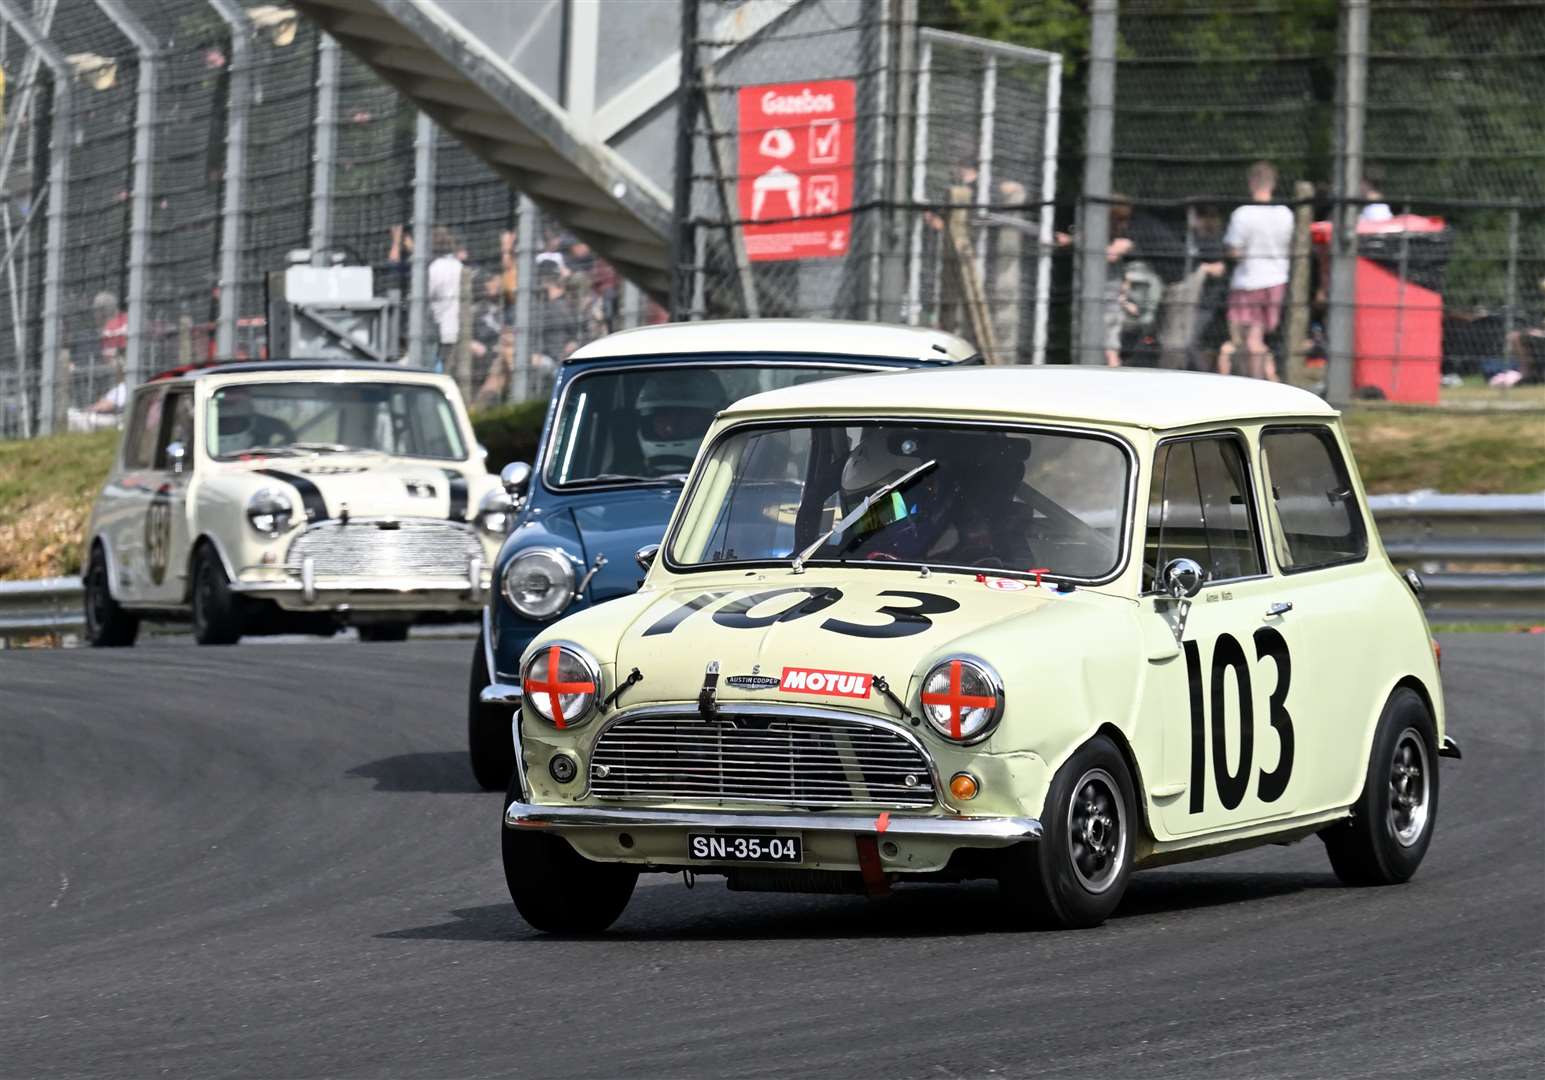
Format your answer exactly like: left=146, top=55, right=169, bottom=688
left=999, top=734, right=1136, bottom=929
left=468, top=630, right=516, bottom=792
left=83, top=544, right=139, bottom=647
left=357, top=621, right=412, bottom=643
left=190, top=545, right=243, bottom=646
left=501, top=772, right=637, bottom=934
left=1322, top=687, right=1439, bottom=885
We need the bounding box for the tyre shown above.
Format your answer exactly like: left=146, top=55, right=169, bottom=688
left=1322, top=688, right=1438, bottom=886
left=999, top=734, right=1136, bottom=929
left=191, top=545, right=243, bottom=646
left=83, top=544, right=139, bottom=647
left=468, top=631, right=516, bottom=792
left=357, top=621, right=411, bottom=643
left=502, top=780, right=638, bottom=934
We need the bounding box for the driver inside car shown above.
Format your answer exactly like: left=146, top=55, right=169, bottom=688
left=213, top=388, right=294, bottom=456
left=634, top=374, right=728, bottom=476
left=835, top=430, right=1035, bottom=568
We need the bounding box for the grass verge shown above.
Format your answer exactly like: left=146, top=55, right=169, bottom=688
left=0, top=428, right=118, bottom=580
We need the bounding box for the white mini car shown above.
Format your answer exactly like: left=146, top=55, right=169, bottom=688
left=82, top=361, right=507, bottom=645
left=500, top=365, right=1459, bottom=931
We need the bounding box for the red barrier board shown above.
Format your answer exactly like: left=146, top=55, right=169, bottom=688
left=736, top=80, right=855, bottom=262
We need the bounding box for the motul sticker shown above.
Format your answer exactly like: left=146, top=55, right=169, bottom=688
left=779, top=666, right=872, bottom=698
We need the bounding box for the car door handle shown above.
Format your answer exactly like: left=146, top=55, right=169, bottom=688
left=1265, top=601, right=1293, bottom=618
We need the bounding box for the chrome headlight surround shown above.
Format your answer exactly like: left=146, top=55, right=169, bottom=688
left=500, top=547, right=577, bottom=621
left=521, top=641, right=602, bottom=729
left=245, top=487, right=294, bottom=537
left=476, top=487, right=514, bottom=535
left=918, top=655, right=1005, bottom=745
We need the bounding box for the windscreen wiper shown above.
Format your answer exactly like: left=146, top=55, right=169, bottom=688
left=282, top=442, right=361, bottom=454
left=791, top=459, right=937, bottom=574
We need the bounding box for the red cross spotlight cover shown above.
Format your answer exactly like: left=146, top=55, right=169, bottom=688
left=736, top=79, right=855, bottom=262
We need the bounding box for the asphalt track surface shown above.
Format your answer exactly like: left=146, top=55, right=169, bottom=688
left=2, top=634, right=1541, bottom=1079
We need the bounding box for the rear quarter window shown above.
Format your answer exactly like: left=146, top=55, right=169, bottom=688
left=1261, top=426, right=1368, bottom=572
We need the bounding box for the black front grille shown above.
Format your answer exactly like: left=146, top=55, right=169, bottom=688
left=589, top=714, right=937, bottom=809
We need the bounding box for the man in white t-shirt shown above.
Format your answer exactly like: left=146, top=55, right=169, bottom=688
left=1222, top=160, right=1294, bottom=381
left=427, top=228, right=463, bottom=372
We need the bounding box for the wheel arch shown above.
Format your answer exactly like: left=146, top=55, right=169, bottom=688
left=86, top=534, right=124, bottom=600
left=1093, top=721, right=1157, bottom=846
left=184, top=533, right=238, bottom=602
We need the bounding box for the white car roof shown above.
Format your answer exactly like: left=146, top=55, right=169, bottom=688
left=568, top=319, right=978, bottom=363
left=720, top=365, right=1338, bottom=430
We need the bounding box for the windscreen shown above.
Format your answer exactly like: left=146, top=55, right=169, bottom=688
left=207, top=382, right=466, bottom=461
left=669, top=422, right=1131, bottom=580
left=545, top=364, right=865, bottom=486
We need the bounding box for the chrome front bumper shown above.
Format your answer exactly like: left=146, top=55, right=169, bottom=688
left=503, top=800, right=1043, bottom=845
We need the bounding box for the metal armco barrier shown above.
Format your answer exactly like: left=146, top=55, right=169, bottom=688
left=0, top=577, right=85, bottom=641
left=1366, top=492, right=1545, bottom=623
left=1, top=494, right=1541, bottom=640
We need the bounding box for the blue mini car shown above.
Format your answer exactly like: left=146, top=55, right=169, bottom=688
left=468, top=319, right=978, bottom=789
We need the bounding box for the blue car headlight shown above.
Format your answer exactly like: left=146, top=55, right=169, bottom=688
left=500, top=547, right=576, bottom=621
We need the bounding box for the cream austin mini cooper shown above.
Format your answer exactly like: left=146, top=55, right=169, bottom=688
left=82, top=361, right=507, bottom=646
left=499, top=366, right=1458, bottom=931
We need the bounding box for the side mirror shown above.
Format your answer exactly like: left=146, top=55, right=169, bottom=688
left=500, top=461, right=532, bottom=497
left=166, top=440, right=187, bottom=475
left=635, top=544, right=660, bottom=572
left=475, top=443, right=490, bottom=460
left=1162, top=557, right=1205, bottom=600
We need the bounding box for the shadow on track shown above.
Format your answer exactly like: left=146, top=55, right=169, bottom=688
left=378, top=869, right=1340, bottom=943
left=347, top=752, right=484, bottom=794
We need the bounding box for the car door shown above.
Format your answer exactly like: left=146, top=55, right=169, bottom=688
left=1255, top=423, right=1383, bottom=818
left=1141, top=430, right=1301, bottom=838
left=107, top=386, right=165, bottom=602
left=139, top=388, right=196, bottom=605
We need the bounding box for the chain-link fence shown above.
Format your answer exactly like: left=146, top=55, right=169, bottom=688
left=0, top=0, right=650, bottom=441
left=1076, top=0, right=1544, bottom=405
left=676, top=0, right=1063, bottom=364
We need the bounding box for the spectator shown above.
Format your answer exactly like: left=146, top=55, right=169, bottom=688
left=96, top=291, right=128, bottom=364
left=1221, top=160, right=1294, bottom=380
left=427, top=227, right=462, bottom=372
left=1360, top=170, right=1393, bottom=223
left=1101, top=199, right=1135, bottom=366
left=532, top=259, right=582, bottom=365
left=1501, top=277, right=1545, bottom=385
left=382, top=223, right=413, bottom=298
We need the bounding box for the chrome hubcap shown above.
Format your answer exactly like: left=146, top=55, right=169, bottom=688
left=1388, top=728, right=1431, bottom=848
left=1068, top=768, right=1125, bottom=893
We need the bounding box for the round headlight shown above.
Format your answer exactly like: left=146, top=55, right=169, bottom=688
left=501, top=548, right=576, bottom=620
left=522, top=643, right=601, bottom=729
left=919, top=657, right=1004, bottom=743
left=477, top=488, right=514, bottom=535
left=246, top=487, right=294, bottom=537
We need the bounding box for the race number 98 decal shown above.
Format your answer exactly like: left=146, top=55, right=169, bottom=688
left=1183, top=627, right=1295, bottom=813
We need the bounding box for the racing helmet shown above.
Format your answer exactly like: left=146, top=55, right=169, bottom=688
left=840, top=430, right=926, bottom=498
left=636, top=373, right=727, bottom=473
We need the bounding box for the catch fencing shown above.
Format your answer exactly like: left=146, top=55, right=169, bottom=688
left=675, top=0, right=1062, bottom=364
left=0, top=0, right=652, bottom=441
left=1076, top=0, right=1544, bottom=405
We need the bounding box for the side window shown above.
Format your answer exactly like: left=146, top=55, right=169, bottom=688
left=1144, top=435, right=1264, bottom=591
left=122, top=389, right=164, bottom=469
left=1261, top=427, right=1367, bottom=571
left=154, top=392, right=195, bottom=470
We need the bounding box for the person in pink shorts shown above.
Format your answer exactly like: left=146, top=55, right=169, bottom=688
left=1220, top=161, right=1294, bottom=381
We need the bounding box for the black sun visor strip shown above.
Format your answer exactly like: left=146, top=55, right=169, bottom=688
left=255, top=469, right=329, bottom=523
left=441, top=468, right=468, bottom=521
